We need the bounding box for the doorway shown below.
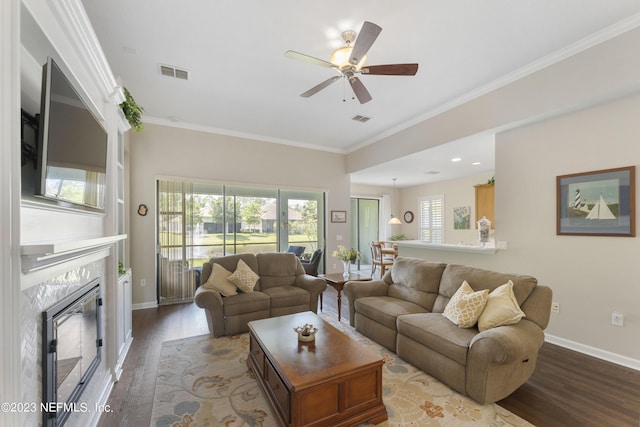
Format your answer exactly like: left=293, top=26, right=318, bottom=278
left=350, top=197, right=380, bottom=272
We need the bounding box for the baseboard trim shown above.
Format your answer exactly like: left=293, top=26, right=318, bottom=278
left=132, top=301, right=158, bottom=310
left=545, top=334, right=640, bottom=371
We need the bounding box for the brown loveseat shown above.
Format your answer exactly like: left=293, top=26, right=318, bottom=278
left=194, top=252, right=326, bottom=337
left=343, top=256, right=552, bottom=404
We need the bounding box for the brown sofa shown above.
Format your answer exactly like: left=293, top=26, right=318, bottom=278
left=343, top=256, right=552, bottom=404
left=194, top=252, right=326, bottom=337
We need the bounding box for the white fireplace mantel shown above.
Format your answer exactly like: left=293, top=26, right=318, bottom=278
left=21, top=234, right=127, bottom=274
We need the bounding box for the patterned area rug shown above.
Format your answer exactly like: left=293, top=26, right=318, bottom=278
left=151, top=313, right=533, bottom=427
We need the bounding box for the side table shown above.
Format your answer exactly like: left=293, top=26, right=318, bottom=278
left=319, top=272, right=372, bottom=321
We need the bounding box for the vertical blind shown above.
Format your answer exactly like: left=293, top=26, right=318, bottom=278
left=157, top=180, right=197, bottom=305
left=419, top=195, right=445, bottom=243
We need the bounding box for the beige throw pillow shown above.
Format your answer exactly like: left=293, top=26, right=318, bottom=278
left=202, top=263, right=238, bottom=296
left=443, top=280, right=489, bottom=328
left=228, top=259, right=260, bottom=293
left=478, top=280, right=526, bottom=332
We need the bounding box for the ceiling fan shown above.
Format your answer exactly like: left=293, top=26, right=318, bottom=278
left=284, top=21, right=419, bottom=104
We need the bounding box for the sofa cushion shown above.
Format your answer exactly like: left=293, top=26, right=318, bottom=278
left=262, top=286, right=309, bottom=308
left=256, top=252, right=299, bottom=290
left=397, top=313, right=477, bottom=366
left=222, top=291, right=270, bottom=316
left=229, top=259, right=260, bottom=293
left=390, top=257, right=446, bottom=294
left=202, top=263, right=238, bottom=296
left=434, top=264, right=537, bottom=313
left=354, top=296, right=427, bottom=330
left=443, top=281, right=489, bottom=328
left=207, top=254, right=261, bottom=291
left=478, top=280, right=526, bottom=331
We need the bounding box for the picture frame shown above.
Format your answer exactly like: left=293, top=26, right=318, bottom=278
left=331, top=210, right=347, bottom=223
left=557, top=166, right=635, bottom=236
left=453, top=206, right=471, bottom=230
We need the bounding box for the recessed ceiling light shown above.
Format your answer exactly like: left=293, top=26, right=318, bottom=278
left=472, top=162, right=481, bottom=166
left=451, top=157, right=462, bottom=162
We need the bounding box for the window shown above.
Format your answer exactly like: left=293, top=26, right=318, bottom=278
left=419, top=195, right=444, bottom=243
left=156, top=179, right=325, bottom=305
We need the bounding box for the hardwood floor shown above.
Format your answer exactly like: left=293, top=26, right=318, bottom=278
left=98, top=302, right=208, bottom=426
left=99, top=287, right=640, bottom=427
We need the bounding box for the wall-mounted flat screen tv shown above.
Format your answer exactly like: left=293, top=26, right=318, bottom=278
left=36, top=57, right=108, bottom=213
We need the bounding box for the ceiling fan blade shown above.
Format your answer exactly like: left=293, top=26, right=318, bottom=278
left=284, top=50, right=335, bottom=68
left=300, top=75, right=341, bottom=98
left=349, top=77, right=372, bottom=104
left=349, top=21, right=382, bottom=66
left=361, top=63, right=419, bottom=76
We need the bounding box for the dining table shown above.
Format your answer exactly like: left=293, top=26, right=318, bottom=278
left=381, top=243, right=399, bottom=258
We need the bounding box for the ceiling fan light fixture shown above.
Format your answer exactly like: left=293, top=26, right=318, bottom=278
left=330, top=46, right=367, bottom=69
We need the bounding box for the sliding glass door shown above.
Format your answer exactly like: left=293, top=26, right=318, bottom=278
left=157, top=179, right=325, bottom=304
left=350, top=197, right=380, bottom=270
left=279, top=189, right=325, bottom=259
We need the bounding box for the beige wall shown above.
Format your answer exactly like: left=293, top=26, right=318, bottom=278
left=129, top=124, right=349, bottom=307
left=497, top=93, right=640, bottom=362
left=401, top=93, right=640, bottom=364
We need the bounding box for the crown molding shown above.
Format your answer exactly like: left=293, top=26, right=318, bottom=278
left=142, top=115, right=347, bottom=154
left=49, top=0, right=120, bottom=108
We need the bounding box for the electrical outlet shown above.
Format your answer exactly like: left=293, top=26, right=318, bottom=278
left=612, top=311, right=624, bottom=326
left=140, top=279, right=146, bottom=287
left=551, top=302, right=560, bottom=313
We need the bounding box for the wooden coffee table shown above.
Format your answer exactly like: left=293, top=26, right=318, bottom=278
left=319, top=272, right=372, bottom=321
left=247, top=311, right=387, bottom=427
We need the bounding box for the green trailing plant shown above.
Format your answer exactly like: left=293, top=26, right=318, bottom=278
left=118, top=260, right=126, bottom=276
left=119, top=87, right=144, bottom=132
left=487, top=176, right=495, bottom=185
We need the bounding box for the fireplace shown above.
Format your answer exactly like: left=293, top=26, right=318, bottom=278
left=41, top=278, right=102, bottom=427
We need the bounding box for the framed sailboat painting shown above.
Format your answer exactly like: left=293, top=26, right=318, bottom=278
left=557, top=166, right=635, bottom=236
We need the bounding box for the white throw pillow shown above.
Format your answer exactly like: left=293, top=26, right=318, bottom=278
left=477, top=280, right=526, bottom=332
left=202, top=263, right=238, bottom=296
left=228, top=259, right=260, bottom=293
left=443, top=280, right=489, bottom=328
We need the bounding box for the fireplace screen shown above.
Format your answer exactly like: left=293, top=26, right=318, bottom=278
left=42, top=279, right=102, bottom=426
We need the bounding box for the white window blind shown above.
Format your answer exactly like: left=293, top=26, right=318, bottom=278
left=419, top=195, right=444, bottom=243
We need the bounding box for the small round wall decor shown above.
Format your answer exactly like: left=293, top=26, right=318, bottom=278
left=403, top=211, right=414, bottom=223
left=137, top=204, right=148, bottom=216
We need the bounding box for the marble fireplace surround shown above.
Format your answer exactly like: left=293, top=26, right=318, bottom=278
left=20, top=236, right=125, bottom=426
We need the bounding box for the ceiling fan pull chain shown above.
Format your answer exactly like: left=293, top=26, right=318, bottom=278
left=342, top=77, right=346, bottom=102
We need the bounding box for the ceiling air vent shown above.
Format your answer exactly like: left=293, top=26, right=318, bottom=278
left=159, top=64, right=189, bottom=80
left=352, top=115, right=371, bottom=123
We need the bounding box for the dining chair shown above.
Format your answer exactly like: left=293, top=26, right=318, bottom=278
left=370, top=242, right=395, bottom=278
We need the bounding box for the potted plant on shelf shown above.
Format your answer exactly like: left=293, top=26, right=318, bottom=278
left=119, top=87, right=144, bottom=133
left=118, top=261, right=126, bottom=276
